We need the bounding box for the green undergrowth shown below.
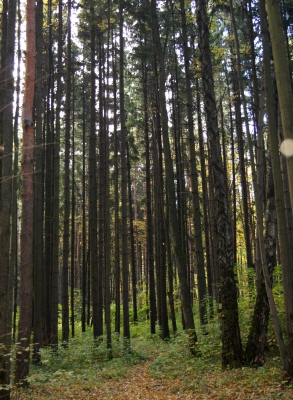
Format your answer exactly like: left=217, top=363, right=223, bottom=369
left=27, top=329, right=148, bottom=389
left=16, top=313, right=286, bottom=395
left=11, top=278, right=292, bottom=399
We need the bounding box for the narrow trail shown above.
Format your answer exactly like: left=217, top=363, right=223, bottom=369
left=11, top=358, right=293, bottom=399
left=11, top=360, right=194, bottom=399
left=92, top=360, right=195, bottom=399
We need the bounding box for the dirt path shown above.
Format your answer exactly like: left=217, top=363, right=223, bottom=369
left=92, top=361, right=194, bottom=400
left=11, top=360, right=194, bottom=400
left=11, top=359, right=293, bottom=399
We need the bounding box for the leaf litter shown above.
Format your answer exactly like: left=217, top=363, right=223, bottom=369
left=11, top=357, right=293, bottom=399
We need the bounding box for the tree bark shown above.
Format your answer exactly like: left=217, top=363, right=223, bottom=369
left=259, top=0, right=293, bottom=375
left=151, top=0, right=198, bottom=354
left=15, top=0, right=35, bottom=385
left=180, top=0, right=207, bottom=324
left=246, top=144, right=276, bottom=365
left=62, top=0, right=71, bottom=344
left=197, top=0, right=242, bottom=367
left=0, top=0, right=17, bottom=396
left=120, top=2, right=130, bottom=343
left=89, top=4, right=99, bottom=340
left=265, top=0, right=293, bottom=374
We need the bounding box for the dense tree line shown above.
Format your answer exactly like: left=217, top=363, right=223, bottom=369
left=0, top=0, right=293, bottom=397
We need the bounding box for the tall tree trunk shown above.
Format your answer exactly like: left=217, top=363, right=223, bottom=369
left=142, top=53, right=157, bottom=335
left=224, top=70, right=237, bottom=267
left=112, top=43, right=121, bottom=334
left=265, top=0, right=293, bottom=375
left=43, top=0, right=54, bottom=344
left=127, top=144, right=138, bottom=323
left=151, top=0, right=198, bottom=354
left=0, top=0, right=17, bottom=396
left=71, top=89, right=75, bottom=338
left=228, top=6, right=254, bottom=284
left=119, top=2, right=130, bottom=343
left=197, top=0, right=242, bottom=367
left=81, top=59, right=87, bottom=333
left=62, top=0, right=71, bottom=344
left=150, top=72, right=159, bottom=335
left=33, top=0, right=44, bottom=363
left=180, top=0, right=207, bottom=325
left=152, top=89, right=168, bottom=338
left=259, top=0, right=293, bottom=375
left=51, top=0, right=63, bottom=349
left=89, top=4, right=99, bottom=339
left=196, top=77, right=215, bottom=309
left=97, top=29, right=104, bottom=339
left=105, top=8, right=112, bottom=355
left=12, top=0, right=21, bottom=344
left=15, top=0, right=36, bottom=384
left=246, top=142, right=276, bottom=365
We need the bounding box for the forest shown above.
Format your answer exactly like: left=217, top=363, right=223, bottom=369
left=1, top=0, right=293, bottom=398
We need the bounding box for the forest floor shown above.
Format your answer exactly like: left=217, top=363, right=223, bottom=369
left=9, top=306, right=293, bottom=400
left=10, top=354, right=293, bottom=399
left=10, top=343, right=293, bottom=399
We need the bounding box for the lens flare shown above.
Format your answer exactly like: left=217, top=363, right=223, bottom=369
left=280, top=139, right=293, bottom=157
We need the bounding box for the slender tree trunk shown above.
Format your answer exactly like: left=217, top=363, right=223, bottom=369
left=231, top=59, right=254, bottom=282
left=62, top=0, right=71, bottom=344
left=246, top=143, right=276, bottom=365
left=81, top=59, right=87, bottom=333
left=196, top=77, right=214, bottom=310
left=228, top=7, right=254, bottom=283
left=0, top=0, right=16, bottom=396
left=15, top=0, right=36, bottom=384
left=105, top=9, right=112, bottom=355
left=89, top=4, right=99, bottom=339
left=113, top=45, right=121, bottom=334
left=33, top=0, right=44, bottom=363
left=127, top=144, right=138, bottom=322
left=97, top=29, right=104, bottom=340
left=142, top=55, right=157, bottom=334
left=265, top=0, right=293, bottom=375
left=50, top=0, right=63, bottom=349
left=43, top=0, right=54, bottom=344
left=71, top=97, right=75, bottom=338
left=224, top=70, right=237, bottom=267
left=151, top=0, right=198, bottom=354
left=180, top=0, right=207, bottom=324
left=150, top=80, right=159, bottom=335
left=119, top=2, right=130, bottom=343
left=197, top=0, right=242, bottom=367
left=258, top=0, right=293, bottom=375
left=12, top=0, right=21, bottom=344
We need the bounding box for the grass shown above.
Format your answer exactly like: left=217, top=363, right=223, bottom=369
left=9, top=281, right=293, bottom=399
left=9, top=312, right=293, bottom=399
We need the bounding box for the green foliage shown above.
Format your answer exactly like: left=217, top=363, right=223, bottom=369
left=26, top=328, right=146, bottom=389
left=10, top=291, right=293, bottom=399
left=10, top=272, right=290, bottom=396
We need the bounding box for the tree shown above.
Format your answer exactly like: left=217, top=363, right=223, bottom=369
left=0, top=0, right=17, bottom=396
left=33, top=0, right=45, bottom=364
left=62, top=0, right=72, bottom=344
left=89, top=3, right=100, bottom=340
left=43, top=0, right=55, bottom=345
left=179, top=0, right=207, bottom=325
left=266, top=0, right=293, bottom=375
left=197, top=0, right=242, bottom=367
left=151, top=0, right=198, bottom=354
left=120, top=1, right=130, bottom=343
left=15, top=0, right=35, bottom=385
